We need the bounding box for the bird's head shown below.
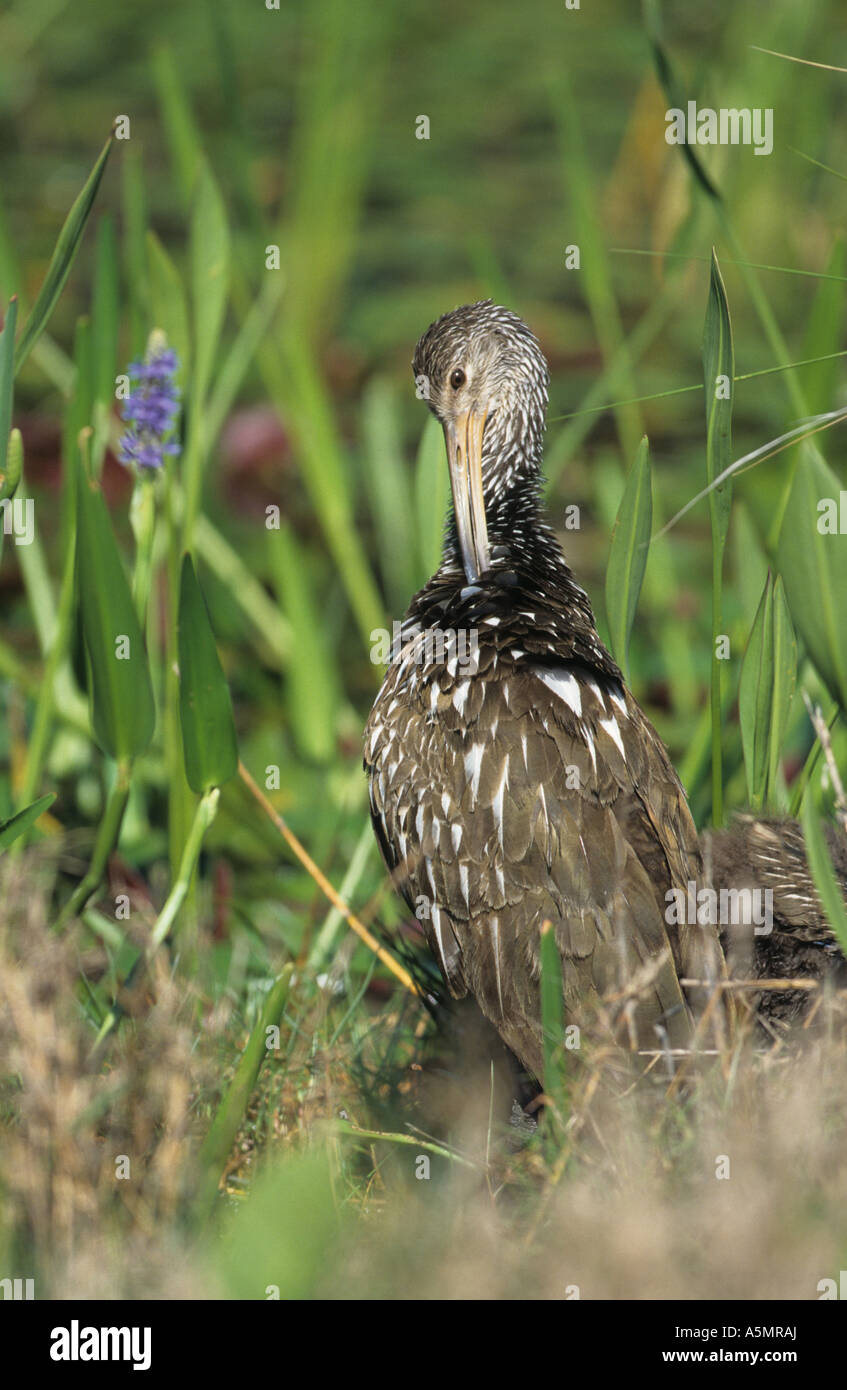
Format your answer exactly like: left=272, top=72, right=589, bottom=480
left=412, top=300, right=549, bottom=581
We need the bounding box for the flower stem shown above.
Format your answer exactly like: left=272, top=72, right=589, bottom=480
left=711, top=547, right=724, bottom=829
left=164, top=456, right=192, bottom=877
left=54, top=761, right=132, bottom=928
left=193, top=963, right=294, bottom=1221
left=129, top=473, right=157, bottom=627
left=150, top=785, right=219, bottom=951
left=91, top=787, right=220, bottom=1051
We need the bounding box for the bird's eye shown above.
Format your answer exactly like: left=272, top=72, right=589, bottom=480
left=449, top=368, right=466, bottom=390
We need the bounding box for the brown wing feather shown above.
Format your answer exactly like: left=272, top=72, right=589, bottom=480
left=366, top=658, right=708, bottom=1076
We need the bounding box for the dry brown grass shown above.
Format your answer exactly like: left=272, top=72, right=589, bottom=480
left=323, top=1034, right=847, bottom=1299
left=0, top=852, right=217, bottom=1297
left=2, top=851, right=846, bottom=1300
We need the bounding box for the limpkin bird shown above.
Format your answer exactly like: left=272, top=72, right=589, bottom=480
left=705, top=814, right=847, bottom=1027
left=364, top=301, right=727, bottom=1079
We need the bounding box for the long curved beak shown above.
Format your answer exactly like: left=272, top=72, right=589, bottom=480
left=444, top=407, right=490, bottom=582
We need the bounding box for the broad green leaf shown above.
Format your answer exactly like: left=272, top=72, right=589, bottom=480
left=75, top=469, right=155, bottom=761
left=147, top=232, right=190, bottom=380
left=177, top=554, right=238, bottom=793
left=14, top=135, right=113, bottom=375
left=605, top=435, right=652, bottom=682
left=702, top=248, right=734, bottom=548
left=414, top=413, right=449, bottom=583
left=738, top=573, right=796, bottom=810
left=0, top=296, right=18, bottom=489
left=0, top=792, right=55, bottom=852
left=540, top=921, right=567, bottom=1101
left=267, top=524, right=338, bottom=764
left=189, top=161, right=230, bottom=406
left=776, top=443, right=847, bottom=714
left=801, top=799, right=847, bottom=957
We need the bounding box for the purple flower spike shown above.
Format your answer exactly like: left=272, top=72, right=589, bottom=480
left=118, top=339, right=182, bottom=472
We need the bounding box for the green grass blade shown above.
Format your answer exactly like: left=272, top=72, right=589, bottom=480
left=414, top=414, right=449, bottom=583
left=540, top=921, right=567, bottom=1104
left=92, top=213, right=119, bottom=406
left=146, top=232, right=190, bottom=378
left=703, top=251, right=734, bottom=547
left=551, top=73, right=642, bottom=464
left=121, top=142, right=149, bottom=357
left=0, top=295, right=18, bottom=488
left=17, top=316, right=92, bottom=811
left=767, top=577, right=797, bottom=804
left=643, top=2, right=721, bottom=201
left=702, top=250, right=735, bottom=827
left=0, top=426, right=22, bottom=508
left=15, top=478, right=57, bottom=655
left=62, top=317, right=93, bottom=494
left=189, top=160, right=229, bottom=408
left=800, top=238, right=846, bottom=417
left=776, top=444, right=847, bottom=715
left=644, top=5, right=807, bottom=430
left=177, top=554, right=239, bottom=794
left=0, top=189, right=23, bottom=306
left=204, top=274, right=284, bottom=451
left=182, top=161, right=230, bottom=543
left=738, top=578, right=772, bottom=811
left=0, top=792, right=55, bottom=852
left=801, top=800, right=847, bottom=958
left=267, top=523, right=339, bottom=764
left=194, top=964, right=294, bottom=1219
left=151, top=45, right=203, bottom=203
left=193, top=510, right=291, bottom=666
left=738, top=573, right=796, bottom=810
left=788, top=705, right=839, bottom=820
left=91, top=213, right=120, bottom=476
left=605, top=435, right=652, bottom=683
left=360, top=376, right=417, bottom=610
left=281, top=0, right=387, bottom=349
left=14, top=135, right=113, bottom=375
left=256, top=336, right=385, bottom=648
